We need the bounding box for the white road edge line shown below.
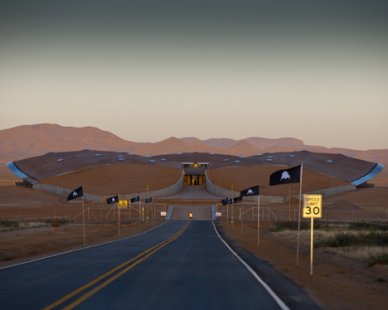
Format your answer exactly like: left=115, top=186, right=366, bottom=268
left=212, top=221, right=289, bottom=310
left=0, top=221, right=167, bottom=271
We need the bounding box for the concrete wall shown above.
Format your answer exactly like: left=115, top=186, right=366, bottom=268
left=205, top=171, right=240, bottom=198
left=33, top=183, right=102, bottom=202
left=166, top=206, right=174, bottom=221
left=120, top=172, right=185, bottom=201
left=33, top=171, right=185, bottom=203
left=307, top=185, right=357, bottom=198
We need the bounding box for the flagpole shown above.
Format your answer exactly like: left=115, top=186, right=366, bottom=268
left=288, top=185, right=291, bottom=221
left=257, top=194, right=261, bottom=247
left=296, top=162, right=304, bottom=265
left=232, top=184, right=235, bottom=231
left=117, top=203, right=120, bottom=238
left=82, top=197, right=86, bottom=247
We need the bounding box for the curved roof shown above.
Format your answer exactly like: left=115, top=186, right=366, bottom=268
left=8, top=150, right=383, bottom=188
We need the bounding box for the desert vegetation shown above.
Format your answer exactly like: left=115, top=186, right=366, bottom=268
left=271, top=221, right=388, bottom=267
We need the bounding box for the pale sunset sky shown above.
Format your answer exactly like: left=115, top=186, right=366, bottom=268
left=0, top=1, right=387, bottom=149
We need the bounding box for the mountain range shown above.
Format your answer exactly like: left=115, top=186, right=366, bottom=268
left=0, top=124, right=387, bottom=171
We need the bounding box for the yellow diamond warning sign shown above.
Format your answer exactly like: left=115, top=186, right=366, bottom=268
left=118, top=200, right=129, bottom=208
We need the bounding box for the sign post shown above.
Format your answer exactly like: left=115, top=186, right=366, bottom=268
left=303, top=194, right=322, bottom=276
left=118, top=200, right=129, bottom=238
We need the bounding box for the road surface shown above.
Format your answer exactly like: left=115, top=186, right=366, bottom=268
left=170, top=204, right=213, bottom=220
left=0, top=221, right=286, bottom=309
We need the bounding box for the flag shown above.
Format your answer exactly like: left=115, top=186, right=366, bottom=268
left=233, top=196, right=243, bottom=203
left=145, top=197, right=152, bottom=203
left=106, top=195, right=119, bottom=204
left=67, top=186, right=83, bottom=201
left=269, top=165, right=301, bottom=186
left=221, top=198, right=233, bottom=205
left=240, top=185, right=260, bottom=197
left=130, top=196, right=140, bottom=203
left=221, top=196, right=242, bottom=205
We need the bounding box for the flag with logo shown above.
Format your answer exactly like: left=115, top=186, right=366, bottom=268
left=130, top=196, right=140, bottom=203
left=269, top=165, right=301, bottom=186
left=240, top=185, right=260, bottom=197
left=67, top=186, right=83, bottom=201
left=106, top=195, right=119, bottom=204
left=145, top=197, right=153, bottom=203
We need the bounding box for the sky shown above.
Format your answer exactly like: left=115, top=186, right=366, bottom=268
left=0, top=0, right=387, bottom=150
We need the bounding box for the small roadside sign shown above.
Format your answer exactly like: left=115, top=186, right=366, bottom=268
left=118, top=200, right=128, bottom=209
left=303, top=194, right=322, bottom=218
left=303, top=194, right=323, bottom=276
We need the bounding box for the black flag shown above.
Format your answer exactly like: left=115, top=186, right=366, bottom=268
left=233, top=196, right=243, bottom=203
left=240, top=185, right=260, bottom=197
left=221, top=198, right=233, bottom=206
left=130, top=196, right=140, bottom=203
left=145, top=197, right=152, bottom=203
left=270, top=165, right=301, bottom=186
left=67, top=186, right=83, bottom=201
left=221, top=196, right=242, bottom=205
left=106, top=195, right=119, bottom=204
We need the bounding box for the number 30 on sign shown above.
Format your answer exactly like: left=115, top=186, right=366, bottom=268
left=303, top=194, right=322, bottom=218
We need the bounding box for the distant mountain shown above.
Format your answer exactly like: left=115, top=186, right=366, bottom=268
left=0, top=124, right=134, bottom=160
left=0, top=123, right=387, bottom=185
left=245, top=137, right=304, bottom=151
left=202, top=138, right=237, bottom=149
left=226, top=140, right=260, bottom=157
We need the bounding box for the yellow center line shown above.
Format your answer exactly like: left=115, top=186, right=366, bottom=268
left=42, top=222, right=190, bottom=310
left=64, top=224, right=189, bottom=309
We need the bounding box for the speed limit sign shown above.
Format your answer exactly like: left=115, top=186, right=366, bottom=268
left=303, top=194, right=323, bottom=276
left=303, top=194, right=322, bottom=218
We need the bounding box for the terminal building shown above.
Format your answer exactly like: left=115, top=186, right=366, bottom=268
left=181, top=162, right=209, bottom=186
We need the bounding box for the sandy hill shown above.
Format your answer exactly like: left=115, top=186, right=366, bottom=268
left=227, top=140, right=260, bottom=157
left=0, top=124, right=134, bottom=160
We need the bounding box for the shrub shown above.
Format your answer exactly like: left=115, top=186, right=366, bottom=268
left=368, top=253, right=388, bottom=267
left=349, top=222, right=388, bottom=231
left=319, top=233, right=358, bottom=247
left=270, top=221, right=310, bottom=231
left=317, top=232, right=388, bottom=248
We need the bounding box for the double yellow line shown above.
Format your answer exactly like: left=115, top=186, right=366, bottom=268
left=43, top=221, right=190, bottom=310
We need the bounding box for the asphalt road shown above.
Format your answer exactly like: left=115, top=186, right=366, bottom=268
left=0, top=221, right=286, bottom=310
left=170, top=204, right=212, bottom=220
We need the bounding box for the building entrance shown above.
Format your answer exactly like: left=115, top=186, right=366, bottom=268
left=181, top=162, right=209, bottom=186
left=184, top=174, right=206, bottom=186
